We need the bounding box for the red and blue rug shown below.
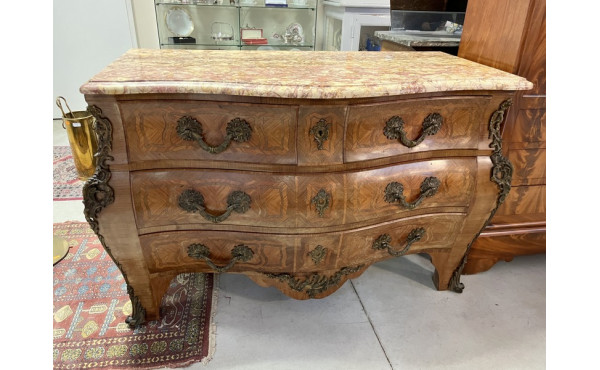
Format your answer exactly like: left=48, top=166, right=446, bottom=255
left=53, top=222, right=217, bottom=368
left=53, top=146, right=84, bottom=201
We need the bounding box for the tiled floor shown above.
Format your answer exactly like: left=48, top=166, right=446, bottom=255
left=54, top=120, right=546, bottom=369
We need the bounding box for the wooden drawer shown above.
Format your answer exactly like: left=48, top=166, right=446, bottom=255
left=507, top=148, right=545, bottom=186
left=297, top=105, right=347, bottom=166
left=120, top=100, right=297, bottom=164
left=506, top=108, right=546, bottom=144
left=131, top=159, right=475, bottom=231
left=345, top=96, right=489, bottom=162
left=140, top=213, right=465, bottom=274
left=496, top=185, right=546, bottom=218
left=131, top=169, right=297, bottom=230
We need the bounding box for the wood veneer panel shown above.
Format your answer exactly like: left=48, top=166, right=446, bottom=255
left=516, top=0, right=546, bottom=95
left=297, top=105, right=346, bottom=165
left=131, top=159, right=474, bottom=231
left=139, top=213, right=464, bottom=274
left=495, top=185, right=546, bottom=218
left=120, top=100, right=298, bottom=165
left=459, top=0, right=546, bottom=274
left=458, top=0, right=532, bottom=73
left=463, top=230, right=546, bottom=274
left=506, top=108, right=546, bottom=144
left=345, top=96, right=488, bottom=162
left=507, top=148, right=546, bottom=186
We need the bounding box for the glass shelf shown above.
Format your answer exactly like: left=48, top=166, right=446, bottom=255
left=156, top=1, right=315, bottom=10
left=155, top=0, right=317, bottom=51
left=161, top=42, right=315, bottom=47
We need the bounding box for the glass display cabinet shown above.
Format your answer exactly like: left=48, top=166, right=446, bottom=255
left=155, top=0, right=317, bottom=51
left=322, top=0, right=390, bottom=51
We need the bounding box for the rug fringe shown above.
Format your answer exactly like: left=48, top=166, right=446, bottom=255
left=159, top=274, right=219, bottom=369
left=201, top=273, right=219, bottom=365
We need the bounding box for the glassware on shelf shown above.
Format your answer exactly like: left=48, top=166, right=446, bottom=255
left=166, top=7, right=195, bottom=37
left=211, top=22, right=234, bottom=41
left=273, top=22, right=304, bottom=45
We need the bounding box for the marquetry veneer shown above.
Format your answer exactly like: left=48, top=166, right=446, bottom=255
left=80, top=49, right=530, bottom=327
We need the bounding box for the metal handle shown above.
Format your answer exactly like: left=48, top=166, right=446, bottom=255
left=55, top=96, right=73, bottom=129
left=309, top=118, right=331, bottom=150
left=372, top=228, right=426, bottom=257
left=187, top=243, right=254, bottom=272
left=178, top=189, right=251, bottom=223
left=176, top=116, right=252, bottom=154
left=311, top=188, right=331, bottom=217
left=384, top=177, right=441, bottom=210
left=383, top=113, right=443, bottom=147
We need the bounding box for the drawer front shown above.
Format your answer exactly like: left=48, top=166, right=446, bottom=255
left=345, top=96, right=489, bottom=162
left=507, top=148, right=545, bottom=186
left=131, top=169, right=297, bottom=230
left=132, top=159, right=474, bottom=231
left=496, top=185, right=546, bottom=218
left=120, top=100, right=297, bottom=164
left=140, top=213, right=465, bottom=274
left=297, top=106, right=347, bottom=166
left=335, top=213, right=464, bottom=269
left=506, top=108, right=546, bottom=144
left=297, top=158, right=475, bottom=228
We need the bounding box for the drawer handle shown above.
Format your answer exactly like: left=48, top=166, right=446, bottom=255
left=178, top=189, right=251, bottom=223
left=384, top=113, right=443, bottom=147
left=384, top=176, right=441, bottom=210
left=372, top=228, right=426, bottom=257
left=187, top=243, right=254, bottom=273
left=176, top=116, right=252, bottom=154
left=311, top=189, right=331, bottom=217
left=309, top=119, right=331, bottom=150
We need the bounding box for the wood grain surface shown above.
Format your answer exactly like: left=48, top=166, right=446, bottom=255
left=297, top=105, right=347, bottom=165
left=131, top=159, right=475, bottom=231
left=120, top=100, right=298, bottom=164
left=459, top=0, right=546, bottom=274
left=345, top=96, right=489, bottom=162
left=83, top=87, right=515, bottom=323
left=139, top=213, right=464, bottom=287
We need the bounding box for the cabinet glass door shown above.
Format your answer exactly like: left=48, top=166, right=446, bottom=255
left=155, top=0, right=317, bottom=51
left=239, top=3, right=316, bottom=50
left=156, top=2, right=240, bottom=49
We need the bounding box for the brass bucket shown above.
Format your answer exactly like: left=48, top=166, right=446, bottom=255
left=56, top=96, right=98, bottom=180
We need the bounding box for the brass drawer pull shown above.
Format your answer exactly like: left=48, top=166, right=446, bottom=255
left=372, top=228, right=426, bottom=257
left=176, top=116, right=252, bottom=154
left=178, top=189, right=251, bottom=223
left=384, top=176, right=441, bottom=210
left=311, top=189, right=331, bottom=217
left=309, top=119, right=331, bottom=150
left=384, top=113, right=442, bottom=147
left=187, top=243, right=254, bottom=273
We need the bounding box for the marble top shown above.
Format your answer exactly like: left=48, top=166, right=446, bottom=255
left=375, top=31, right=461, bottom=47
left=80, top=49, right=532, bottom=99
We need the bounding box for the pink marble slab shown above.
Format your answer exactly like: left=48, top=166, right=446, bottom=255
left=80, top=49, right=532, bottom=99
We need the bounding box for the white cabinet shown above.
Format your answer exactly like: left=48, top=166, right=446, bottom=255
left=322, top=0, right=390, bottom=51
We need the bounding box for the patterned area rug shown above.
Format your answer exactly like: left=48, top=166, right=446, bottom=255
left=54, top=146, right=84, bottom=201
left=53, top=222, right=217, bottom=369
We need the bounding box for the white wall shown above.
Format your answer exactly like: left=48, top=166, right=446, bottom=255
left=53, top=0, right=138, bottom=118
left=131, top=0, right=160, bottom=49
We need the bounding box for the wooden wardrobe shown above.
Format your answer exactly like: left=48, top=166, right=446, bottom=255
left=458, top=0, right=546, bottom=274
